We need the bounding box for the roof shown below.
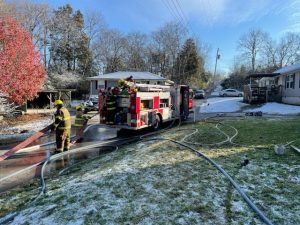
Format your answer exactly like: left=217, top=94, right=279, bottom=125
left=273, top=61, right=300, bottom=74
left=88, top=71, right=166, bottom=81
left=245, top=73, right=280, bottom=79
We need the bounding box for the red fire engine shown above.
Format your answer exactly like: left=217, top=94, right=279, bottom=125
left=98, top=83, right=193, bottom=130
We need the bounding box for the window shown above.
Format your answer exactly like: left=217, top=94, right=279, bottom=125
left=95, top=80, right=98, bottom=90
left=285, top=74, right=295, bottom=89
left=160, top=98, right=169, bottom=108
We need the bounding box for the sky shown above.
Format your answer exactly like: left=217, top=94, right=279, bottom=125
left=33, top=0, right=300, bottom=74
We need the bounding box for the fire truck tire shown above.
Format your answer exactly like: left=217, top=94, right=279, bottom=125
left=153, top=114, right=161, bottom=130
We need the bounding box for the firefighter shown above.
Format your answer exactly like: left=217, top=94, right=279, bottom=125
left=74, top=104, right=91, bottom=136
left=99, top=88, right=106, bottom=123
left=51, top=99, right=71, bottom=154
left=106, top=88, right=117, bottom=125
left=125, top=75, right=134, bottom=82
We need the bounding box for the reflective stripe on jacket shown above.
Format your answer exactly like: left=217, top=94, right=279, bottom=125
left=54, top=107, right=71, bottom=130
left=74, top=115, right=88, bottom=127
left=106, top=95, right=116, bottom=111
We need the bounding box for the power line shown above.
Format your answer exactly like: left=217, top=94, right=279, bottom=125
left=163, top=0, right=197, bottom=37
left=161, top=0, right=187, bottom=29
left=169, top=0, right=186, bottom=25
left=174, top=0, right=187, bottom=21
left=174, top=0, right=198, bottom=37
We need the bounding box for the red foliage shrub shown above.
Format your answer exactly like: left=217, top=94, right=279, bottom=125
left=0, top=17, right=46, bottom=105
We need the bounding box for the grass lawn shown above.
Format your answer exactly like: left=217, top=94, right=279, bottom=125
left=1, top=116, right=300, bottom=225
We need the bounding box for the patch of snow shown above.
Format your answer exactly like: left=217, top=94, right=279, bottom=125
left=231, top=201, right=245, bottom=212
left=288, top=175, right=300, bottom=183
left=0, top=119, right=52, bottom=142
left=244, top=102, right=300, bottom=115
left=199, top=97, right=245, bottom=113
left=198, top=97, right=300, bottom=115
left=0, top=119, right=52, bottom=134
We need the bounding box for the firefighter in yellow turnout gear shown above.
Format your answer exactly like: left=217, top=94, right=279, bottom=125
left=74, top=105, right=91, bottom=136
left=52, top=99, right=71, bottom=154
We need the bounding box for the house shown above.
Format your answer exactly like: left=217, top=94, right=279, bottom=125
left=87, top=71, right=167, bottom=97
left=273, top=62, right=300, bottom=105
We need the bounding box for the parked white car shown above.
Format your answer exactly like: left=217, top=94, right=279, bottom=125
left=194, top=90, right=206, bottom=99
left=82, top=97, right=98, bottom=113
left=219, top=89, right=243, bottom=97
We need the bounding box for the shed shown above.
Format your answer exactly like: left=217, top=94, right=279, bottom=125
left=26, top=89, right=75, bottom=110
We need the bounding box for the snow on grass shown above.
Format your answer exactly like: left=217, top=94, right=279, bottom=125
left=0, top=118, right=52, bottom=134
left=0, top=119, right=52, bottom=143
left=1, top=118, right=300, bottom=225
left=232, top=161, right=300, bottom=225
left=244, top=102, right=300, bottom=115
left=199, top=97, right=247, bottom=113
left=0, top=119, right=53, bottom=143
left=198, top=97, right=300, bottom=115
left=4, top=140, right=229, bottom=225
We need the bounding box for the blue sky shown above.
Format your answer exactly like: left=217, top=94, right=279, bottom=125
left=34, top=0, right=300, bottom=74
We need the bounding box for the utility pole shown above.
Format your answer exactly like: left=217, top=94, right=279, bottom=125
left=213, top=48, right=220, bottom=78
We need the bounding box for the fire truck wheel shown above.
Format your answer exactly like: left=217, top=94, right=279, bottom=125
left=153, top=114, right=161, bottom=130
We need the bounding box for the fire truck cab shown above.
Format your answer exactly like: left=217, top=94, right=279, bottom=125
left=98, top=83, right=192, bottom=130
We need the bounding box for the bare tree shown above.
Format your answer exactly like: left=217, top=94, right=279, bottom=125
left=276, top=32, right=300, bottom=67
left=14, top=1, right=50, bottom=41
left=94, top=28, right=127, bottom=73
left=261, top=34, right=278, bottom=70
left=84, top=12, right=106, bottom=49
left=238, top=28, right=266, bottom=72
left=83, top=12, right=106, bottom=76
left=2, top=0, right=51, bottom=68
left=149, top=21, right=187, bottom=78
left=0, top=0, right=16, bottom=18
left=125, top=32, right=147, bottom=71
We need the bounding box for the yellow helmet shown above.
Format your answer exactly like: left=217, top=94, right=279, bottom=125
left=118, top=79, right=125, bottom=86
left=75, top=104, right=82, bottom=110
left=54, top=99, right=63, bottom=106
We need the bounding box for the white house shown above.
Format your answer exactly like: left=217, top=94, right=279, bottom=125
left=274, top=62, right=300, bottom=105
left=87, top=71, right=167, bottom=97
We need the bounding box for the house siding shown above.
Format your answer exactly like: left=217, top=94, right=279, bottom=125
left=90, top=80, right=104, bottom=96
left=281, top=72, right=300, bottom=105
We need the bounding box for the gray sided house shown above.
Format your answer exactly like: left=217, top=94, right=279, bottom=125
left=87, top=71, right=167, bottom=97
left=274, top=62, right=300, bottom=105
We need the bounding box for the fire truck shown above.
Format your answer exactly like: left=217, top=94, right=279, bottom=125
left=98, top=83, right=193, bottom=130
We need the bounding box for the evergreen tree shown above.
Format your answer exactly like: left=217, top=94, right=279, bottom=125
left=174, top=38, right=206, bottom=85
left=48, top=4, right=91, bottom=74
